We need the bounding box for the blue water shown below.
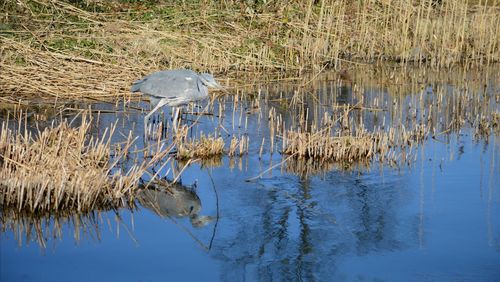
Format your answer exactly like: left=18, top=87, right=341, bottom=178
left=2, top=133, right=498, bottom=281
left=1, top=69, right=500, bottom=281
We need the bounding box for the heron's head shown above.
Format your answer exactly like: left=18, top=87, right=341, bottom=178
left=199, top=73, right=222, bottom=89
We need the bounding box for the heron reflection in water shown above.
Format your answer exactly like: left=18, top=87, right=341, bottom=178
left=137, top=179, right=213, bottom=228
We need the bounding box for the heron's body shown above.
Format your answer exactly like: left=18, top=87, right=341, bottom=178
left=131, top=69, right=221, bottom=134
left=131, top=69, right=208, bottom=107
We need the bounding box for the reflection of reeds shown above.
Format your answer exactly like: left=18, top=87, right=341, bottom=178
left=281, top=156, right=373, bottom=178
left=493, top=112, right=500, bottom=136
left=197, top=157, right=224, bottom=168
left=0, top=208, right=121, bottom=249
left=474, top=111, right=500, bottom=138
left=0, top=112, right=167, bottom=212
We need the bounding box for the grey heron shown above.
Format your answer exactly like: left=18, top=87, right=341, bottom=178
left=131, top=69, right=221, bottom=135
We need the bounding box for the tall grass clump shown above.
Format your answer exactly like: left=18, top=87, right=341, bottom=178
left=0, top=113, right=163, bottom=212
left=175, top=127, right=225, bottom=160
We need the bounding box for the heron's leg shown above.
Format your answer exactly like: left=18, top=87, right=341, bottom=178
left=144, top=99, right=169, bottom=137
left=172, top=107, right=181, bottom=132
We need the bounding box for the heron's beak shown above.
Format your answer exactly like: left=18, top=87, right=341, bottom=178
left=191, top=215, right=214, bottom=228
left=215, top=82, right=229, bottom=93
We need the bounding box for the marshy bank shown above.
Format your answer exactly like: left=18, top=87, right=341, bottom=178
left=1, top=0, right=499, bottom=104
left=1, top=1, right=499, bottom=280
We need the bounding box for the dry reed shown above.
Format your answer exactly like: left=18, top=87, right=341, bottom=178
left=283, top=129, right=374, bottom=162
left=267, top=63, right=498, bottom=167
left=0, top=112, right=167, bottom=212
left=175, top=127, right=225, bottom=160
left=0, top=38, right=139, bottom=102
left=228, top=134, right=249, bottom=157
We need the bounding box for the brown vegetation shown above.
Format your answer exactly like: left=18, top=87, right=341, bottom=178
left=0, top=112, right=170, bottom=212
left=228, top=134, right=250, bottom=157
left=266, top=64, right=499, bottom=166
left=175, top=126, right=225, bottom=160
left=1, top=0, right=498, bottom=102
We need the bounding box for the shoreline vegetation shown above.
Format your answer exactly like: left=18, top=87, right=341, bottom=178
left=1, top=0, right=498, bottom=101
left=0, top=0, right=499, bottom=213
left=0, top=111, right=173, bottom=212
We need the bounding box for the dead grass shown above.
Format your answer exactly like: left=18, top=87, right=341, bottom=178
left=175, top=127, right=225, bottom=160
left=283, top=130, right=376, bottom=162
left=0, top=0, right=498, bottom=103
left=0, top=38, right=139, bottom=102
left=266, top=64, right=498, bottom=166
left=228, top=134, right=249, bottom=157
left=0, top=111, right=169, bottom=212
left=281, top=123, right=428, bottom=165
